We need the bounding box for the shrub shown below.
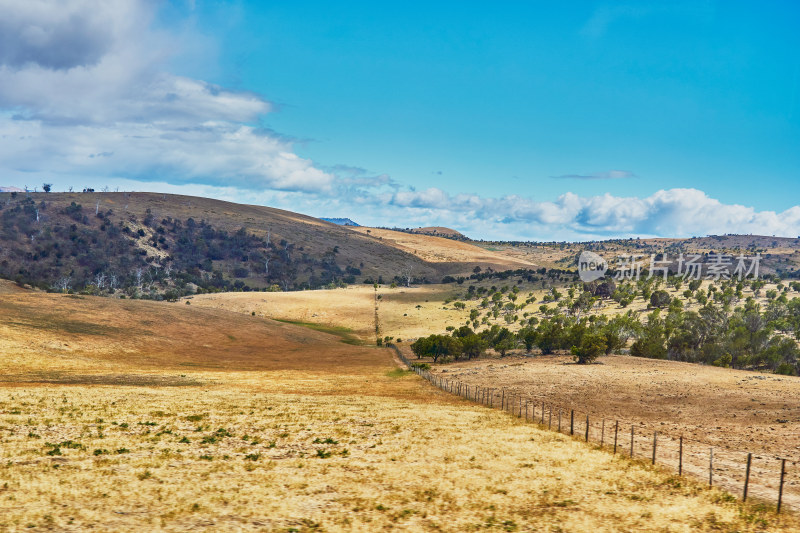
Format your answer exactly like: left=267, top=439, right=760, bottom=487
left=571, top=332, right=606, bottom=364
left=650, top=290, right=671, bottom=308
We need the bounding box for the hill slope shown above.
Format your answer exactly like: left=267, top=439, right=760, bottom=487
left=0, top=280, right=385, bottom=375
left=0, top=191, right=532, bottom=294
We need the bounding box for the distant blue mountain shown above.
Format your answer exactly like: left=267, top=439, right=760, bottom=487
left=321, top=217, right=360, bottom=226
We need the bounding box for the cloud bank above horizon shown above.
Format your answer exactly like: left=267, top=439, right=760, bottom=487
left=0, top=0, right=797, bottom=242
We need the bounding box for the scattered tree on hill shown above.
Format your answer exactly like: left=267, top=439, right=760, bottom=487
left=650, top=289, right=671, bottom=308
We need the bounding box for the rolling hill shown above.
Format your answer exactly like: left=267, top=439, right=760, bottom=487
left=0, top=191, right=534, bottom=295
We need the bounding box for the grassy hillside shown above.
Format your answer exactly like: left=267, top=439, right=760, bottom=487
left=0, top=281, right=386, bottom=376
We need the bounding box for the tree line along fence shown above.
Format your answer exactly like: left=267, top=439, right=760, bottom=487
left=390, top=345, right=799, bottom=514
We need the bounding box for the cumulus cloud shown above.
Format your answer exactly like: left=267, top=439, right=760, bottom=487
left=0, top=0, right=333, bottom=193
left=0, top=0, right=121, bottom=70
left=385, top=187, right=800, bottom=240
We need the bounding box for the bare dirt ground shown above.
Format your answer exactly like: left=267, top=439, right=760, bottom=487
left=429, top=354, right=800, bottom=457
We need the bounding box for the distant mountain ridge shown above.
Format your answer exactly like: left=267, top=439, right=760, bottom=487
left=321, top=217, right=360, bottom=226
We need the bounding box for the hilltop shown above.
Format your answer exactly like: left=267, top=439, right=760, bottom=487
left=410, top=226, right=465, bottom=238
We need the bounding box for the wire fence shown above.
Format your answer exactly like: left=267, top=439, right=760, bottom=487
left=391, top=345, right=799, bottom=514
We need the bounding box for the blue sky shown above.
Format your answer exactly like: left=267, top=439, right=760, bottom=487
left=193, top=1, right=800, bottom=209
left=1, top=1, right=799, bottom=239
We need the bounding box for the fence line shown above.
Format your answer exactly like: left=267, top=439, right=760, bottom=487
left=390, top=345, right=798, bottom=513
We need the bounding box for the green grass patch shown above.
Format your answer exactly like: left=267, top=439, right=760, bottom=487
left=274, top=319, right=364, bottom=345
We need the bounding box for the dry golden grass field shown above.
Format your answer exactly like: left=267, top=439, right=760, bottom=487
left=2, top=283, right=798, bottom=531
left=346, top=226, right=536, bottom=272
left=421, top=353, right=800, bottom=512
left=186, top=284, right=477, bottom=344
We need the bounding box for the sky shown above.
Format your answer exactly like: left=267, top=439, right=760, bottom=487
left=0, top=0, right=799, bottom=240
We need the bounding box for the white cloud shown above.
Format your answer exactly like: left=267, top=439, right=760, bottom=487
left=0, top=0, right=126, bottom=70
left=384, top=187, right=800, bottom=240
left=0, top=0, right=332, bottom=193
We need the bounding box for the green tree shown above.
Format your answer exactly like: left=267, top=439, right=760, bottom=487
left=518, top=327, right=538, bottom=353
left=490, top=327, right=517, bottom=357
left=601, top=312, right=639, bottom=355
left=630, top=310, right=667, bottom=359
left=460, top=334, right=488, bottom=360
left=649, top=290, right=671, bottom=308
left=411, top=335, right=462, bottom=363
left=571, top=331, right=607, bottom=364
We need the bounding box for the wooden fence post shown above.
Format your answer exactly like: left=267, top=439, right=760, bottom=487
left=679, top=436, right=683, bottom=476
left=709, top=448, right=713, bottom=487
left=743, top=453, right=752, bottom=502
left=548, top=406, right=552, bottom=430
left=614, top=421, right=618, bottom=454
left=570, top=410, right=574, bottom=436
left=778, top=458, right=786, bottom=513
left=652, top=431, right=657, bottom=465
left=585, top=415, right=589, bottom=442
left=630, top=426, right=634, bottom=457
left=541, top=402, right=545, bottom=424
left=558, top=409, right=562, bottom=432
left=501, top=389, right=505, bottom=410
